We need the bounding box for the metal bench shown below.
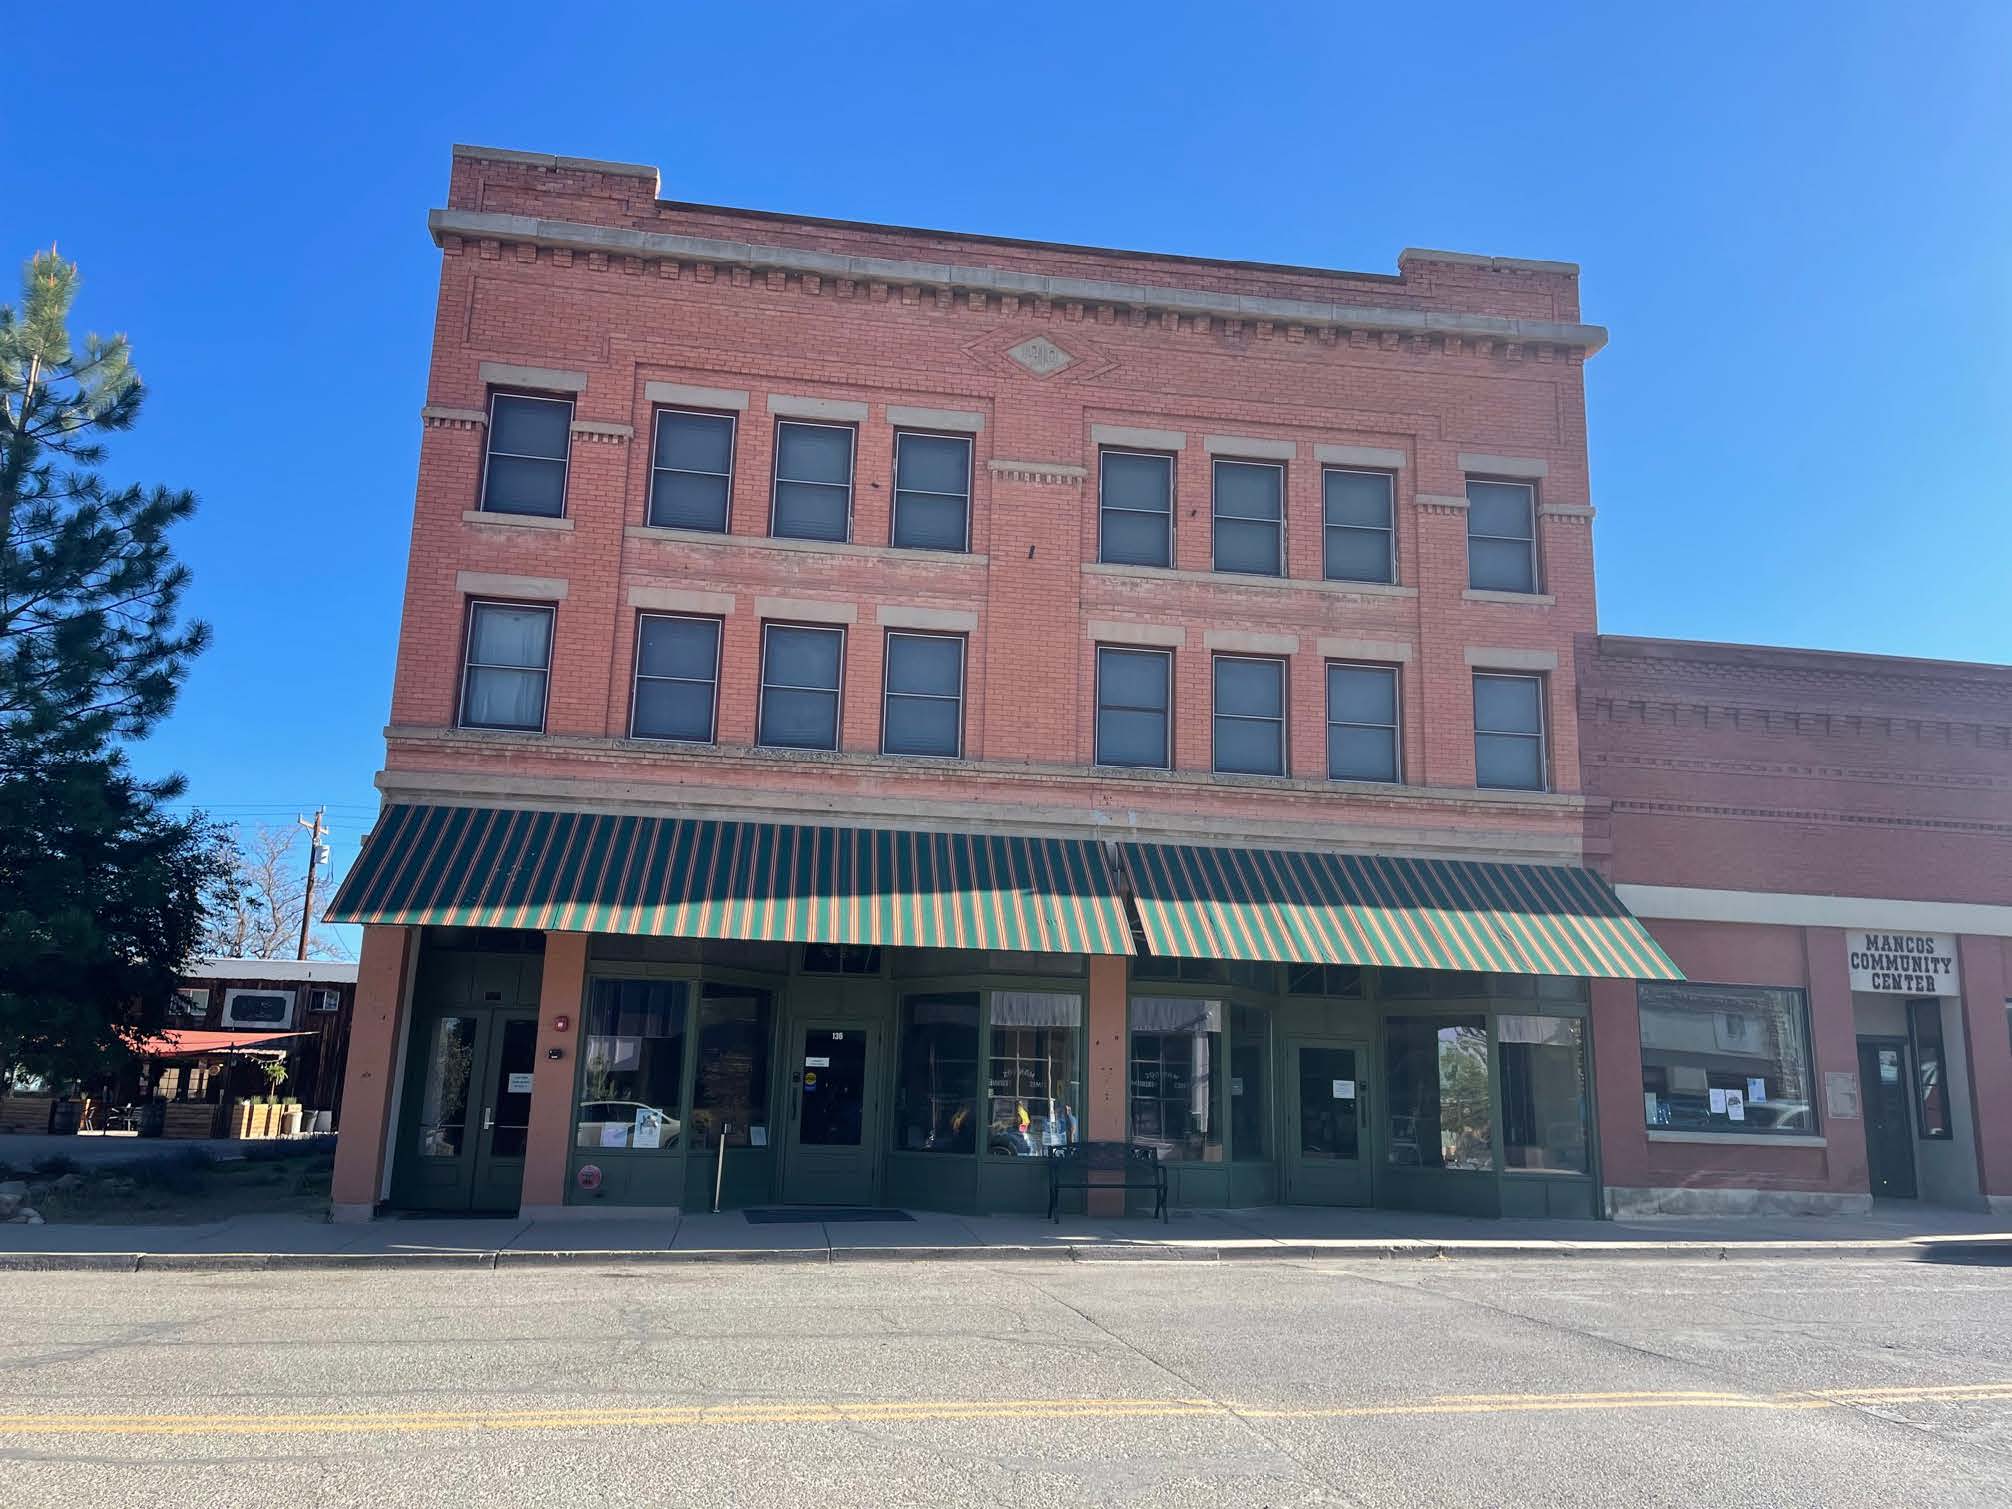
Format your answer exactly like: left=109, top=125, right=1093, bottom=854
left=1045, top=1141, right=1168, bottom=1223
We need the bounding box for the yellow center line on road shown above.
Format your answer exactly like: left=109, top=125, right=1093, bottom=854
left=3, top=1383, right=2011, bottom=1438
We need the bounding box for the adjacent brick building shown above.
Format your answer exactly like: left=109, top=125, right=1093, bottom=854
left=324, top=145, right=2007, bottom=1224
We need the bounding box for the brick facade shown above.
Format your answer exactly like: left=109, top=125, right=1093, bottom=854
left=379, top=145, right=1605, bottom=863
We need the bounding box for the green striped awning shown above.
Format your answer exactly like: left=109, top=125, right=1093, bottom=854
left=1122, top=843, right=1681, bottom=980
left=326, top=805, right=1133, bottom=954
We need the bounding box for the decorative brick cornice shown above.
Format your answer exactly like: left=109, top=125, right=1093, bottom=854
left=421, top=405, right=487, bottom=430
left=1579, top=692, right=2012, bottom=748
left=1416, top=493, right=1470, bottom=515
left=987, top=458, right=1087, bottom=486
left=430, top=207, right=1609, bottom=359
left=569, top=419, right=634, bottom=444
left=1607, top=797, right=2012, bottom=841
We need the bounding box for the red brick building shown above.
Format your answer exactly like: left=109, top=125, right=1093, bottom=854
left=1580, top=637, right=2012, bottom=1215
left=325, top=144, right=2003, bottom=1224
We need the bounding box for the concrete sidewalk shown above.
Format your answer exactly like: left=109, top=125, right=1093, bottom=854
left=2, top=1201, right=2008, bottom=1270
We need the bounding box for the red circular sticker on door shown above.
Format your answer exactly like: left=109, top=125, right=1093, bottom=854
left=577, top=1164, right=603, bottom=1191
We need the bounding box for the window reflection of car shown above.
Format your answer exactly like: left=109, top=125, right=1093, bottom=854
left=574, top=1101, right=680, bottom=1149
left=1743, top=1099, right=1812, bottom=1132
left=989, top=1128, right=1036, bottom=1157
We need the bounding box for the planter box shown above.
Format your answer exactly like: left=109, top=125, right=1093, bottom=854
left=162, top=1103, right=218, bottom=1140
left=228, top=1099, right=255, bottom=1139
left=0, top=1096, right=55, bottom=1134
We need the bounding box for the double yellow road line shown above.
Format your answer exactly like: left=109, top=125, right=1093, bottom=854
left=4, top=1382, right=2011, bottom=1438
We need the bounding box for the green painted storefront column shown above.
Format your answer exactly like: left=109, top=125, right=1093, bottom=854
left=1085, top=954, right=1128, bottom=1216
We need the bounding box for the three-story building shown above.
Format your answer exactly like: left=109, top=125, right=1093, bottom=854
left=328, top=144, right=1680, bottom=1223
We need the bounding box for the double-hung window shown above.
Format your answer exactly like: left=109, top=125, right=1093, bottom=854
left=1323, top=469, right=1395, bottom=583
left=1473, top=673, right=1546, bottom=790
left=881, top=632, right=964, bottom=757
left=758, top=624, right=844, bottom=750
left=1467, top=479, right=1538, bottom=593
left=1095, top=646, right=1172, bottom=769
left=1098, top=450, right=1174, bottom=567
left=630, top=614, right=721, bottom=743
left=891, top=432, right=972, bottom=551
left=1212, top=459, right=1284, bottom=576
left=1212, top=655, right=1286, bottom=776
left=481, top=393, right=572, bottom=518
left=1326, top=663, right=1400, bottom=782
left=648, top=409, right=735, bottom=531
left=460, top=601, right=553, bottom=732
left=771, top=421, right=854, bottom=542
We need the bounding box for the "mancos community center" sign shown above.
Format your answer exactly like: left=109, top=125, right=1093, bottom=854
left=1846, top=931, right=1961, bottom=996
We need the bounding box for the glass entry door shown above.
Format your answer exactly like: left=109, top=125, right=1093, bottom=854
left=1283, top=1038, right=1372, bottom=1206
left=392, top=1007, right=538, bottom=1213
left=780, top=1017, right=882, bottom=1206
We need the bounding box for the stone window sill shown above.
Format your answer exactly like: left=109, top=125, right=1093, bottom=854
left=1645, top=1130, right=1827, bottom=1149
left=625, top=524, right=986, bottom=566
left=1462, top=589, right=1556, bottom=606
left=463, top=509, right=574, bottom=532
left=1083, top=562, right=1417, bottom=598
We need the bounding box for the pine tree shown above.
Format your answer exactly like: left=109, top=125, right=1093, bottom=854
left=0, top=250, right=232, bottom=1088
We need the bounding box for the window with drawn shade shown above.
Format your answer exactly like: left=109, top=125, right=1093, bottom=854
left=891, top=432, right=972, bottom=552
left=631, top=614, right=720, bottom=743
left=460, top=602, right=553, bottom=733
left=988, top=992, right=1082, bottom=1156
left=1323, top=469, right=1395, bottom=583
left=771, top=421, right=854, bottom=541
left=1099, top=450, right=1174, bottom=567
left=690, top=983, right=772, bottom=1148
left=648, top=409, right=735, bottom=531
left=758, top=624, right=843, bottom=750
left=1466, top=479, right=1538, bottom=593
left=1130, top=996, right=1223, bottom=1163
left=894, top=993, right=980, bottom=1154
left=577, top=979, right=687, bottom=1153
left=481, top=393, right=572, bottom=517
left=1638, top=982, right=1815, bottom=1136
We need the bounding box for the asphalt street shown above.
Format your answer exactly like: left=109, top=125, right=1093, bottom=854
left=2, top=1256, right=2009, bottom=1507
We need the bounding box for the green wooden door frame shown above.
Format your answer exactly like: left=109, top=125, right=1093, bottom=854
left=779, top=986, right=888, bottom=1206
left=1280, top=1035, right=1374, bottom=1206
left=390, top=1004, right=534, bottom=1213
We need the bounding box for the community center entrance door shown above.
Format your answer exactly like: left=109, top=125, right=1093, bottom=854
left=1283, top=1038, right=1373, bottom=1206
left=1858, top=1037, right=1918, bottom=1200
left=391, top=1005, right=538, bottom=1213
left=780, top=1012, right=884, bottom=1206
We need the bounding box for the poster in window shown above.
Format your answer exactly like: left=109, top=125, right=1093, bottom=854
left=633, top=1109, right=662, bottom=1149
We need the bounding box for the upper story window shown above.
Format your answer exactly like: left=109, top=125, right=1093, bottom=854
left=648, top=409, right=735, bottom=532
left=630, top=614, right=721, bottom=743
left=1467, top=479, right=1539, bottom=594
left=1212, top=655, right=1286, bottom=776
left=481, top=394, right=572, bottom=518
left=1327, top=663, right=1400, bottom=783
left=1473, top=673, right=1546, bottom=791
left=1095, top=646, right=1172, bottom=769
left=1098, top=450, right=1174, bottom=568
left=758, top=623, right=844, bottom=750
left=1323, top=469, right=1395, bottom=584
left=1212, top=460, right=1285, bottom=577
left=881, top=632, right=965, bottom=757
left=771, top=421, right=854, bottom=542
left=891, top=432, right=973, bottom=552
left=461, top=601, right=553, bottom=733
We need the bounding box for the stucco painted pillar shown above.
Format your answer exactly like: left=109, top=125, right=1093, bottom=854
left=1956, top=935, right=2012, bottom=1209
left=329, top=925, right=415, bottom=1222
left=1085, top=953, right=1128, bottom=1216
left=519, top=932, right=589, bottom=1216
left=1804, top=927, right=1870, bottom=1195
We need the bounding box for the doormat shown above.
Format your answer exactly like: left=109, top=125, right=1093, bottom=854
left=744, top=1207, right=914, bottom=1224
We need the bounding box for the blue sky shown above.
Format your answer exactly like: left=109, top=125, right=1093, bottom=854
left=7, top=2, right=2009, bottom=908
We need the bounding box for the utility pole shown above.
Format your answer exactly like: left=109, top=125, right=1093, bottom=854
left=295, top=808, right=327, bottom=960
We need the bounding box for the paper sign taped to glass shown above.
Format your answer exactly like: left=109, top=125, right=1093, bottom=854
left=632, top=1109, right=661, bottom=1149
left=1333, top=1080, right=1356, bottom=1099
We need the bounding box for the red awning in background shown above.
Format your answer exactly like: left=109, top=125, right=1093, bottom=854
left=127, top=1030, right=312, bottom=1058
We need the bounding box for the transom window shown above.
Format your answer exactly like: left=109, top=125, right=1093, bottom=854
left=630, top=614, right=720, bottom=743
left=881, top=632, right=964, bottom=757
left=1323, top=469, right=1395, bottom=583
left=1327, top=663, right=1400, bottom=783
left=1474, top=673, right=1546, bottom=790
left=771, top=421, right=854, bottom=542
left=648, top=409, right=735, bottom=531
left=481, top=393, right=572, bottom=518
left=758, top=623, right=844, bottom=750
left=1212, top=459, right=1284, bottom=576
left=1095, top=646, right=1172, bottom=769
left=1212, top=655, right=1286, bottom=776
left=1467, top=479, right=1538, bottom=593
left=891, top=432, right=972, bottom=552
left=1098, top=450, right=1174, bottom=568
left=460, top=601, right=553, bottom=733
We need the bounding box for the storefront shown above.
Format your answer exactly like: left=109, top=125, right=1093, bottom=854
left=328, top=804, right=1678, bottom=1223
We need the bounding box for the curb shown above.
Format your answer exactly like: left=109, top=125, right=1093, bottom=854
left=1, top=1239, right=2004, bottom=1272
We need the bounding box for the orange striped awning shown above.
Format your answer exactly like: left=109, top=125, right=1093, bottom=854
left=1120, top=843, right=1681, bottom=980
left=327, top=805, right=1133, bottom=955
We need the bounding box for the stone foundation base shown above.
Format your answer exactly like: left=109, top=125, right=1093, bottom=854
left=1987, top=1194, right=2012, bottom=1218
left=329, top=1202, right=378, bottom=1225
left=1604, top=1186, right=1874, bottom=1219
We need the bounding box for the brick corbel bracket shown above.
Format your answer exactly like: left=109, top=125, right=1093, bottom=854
left=988, top=459, right=1088, bottom=487
left=421, top=405, right=487, bottom=431
left=569, top=420, right=635, bottom=445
